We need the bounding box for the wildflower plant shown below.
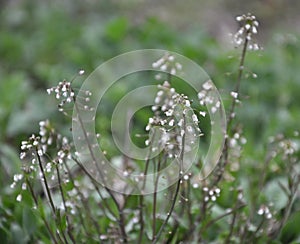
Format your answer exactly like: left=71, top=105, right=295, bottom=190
left=12, top=13, right=300, bottom=243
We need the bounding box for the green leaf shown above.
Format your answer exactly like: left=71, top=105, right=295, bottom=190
left=10, top=223, right=27, bottom=244
left=105, top=17, right=128, bottom=41
left=0, top=225, right=9, bottom=244
left=22, top=206, right=37, bottom=236
left=263, top=177, right=289, bottom=210
left=280, top=212, right=300, bottom=243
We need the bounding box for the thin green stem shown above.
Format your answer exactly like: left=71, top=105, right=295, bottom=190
left=152, top=114, right=186, bottom=244
left=55, top=163, right=76, bottom=244
left=213, top=33, right=250, bottom=187
left=63, top=161, right=98, bottom=239
left=73, top=95, right=128, bottom=243
left=72, top=156, right=117, bottom=221
left=137, top=195, right=145, bottom=244
left=138, top=130, right=158, bottom=243
left=35, top=148, right=56, bottom=213
left=152, top=154, right=166, bottom=241
left=227, top=36, right=249, bottom=128
left=26, top=178, right=59, bottom=244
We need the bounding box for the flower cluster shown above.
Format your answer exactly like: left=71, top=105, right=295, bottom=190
left=268, top=132, right=299, bottom=164
left=198, top=80, right=219, bottom=115
left=234, top=13, right=260, bottom=50
left=145, top=81, right=202, bottom=158
left=278, top=137, right=299, bottom=157
left=203, top=186, right=221, bottom=202
left=47, top=80, right=75, bottom=112
left=20, top=134, right=42, bottom=160
left=257, top=205, right=273, bottom=219
left=228, top=130, right=247, bottom=170
left=152, top=53, right=183, bottom=80
left=14, top=119, right=73, bottom=203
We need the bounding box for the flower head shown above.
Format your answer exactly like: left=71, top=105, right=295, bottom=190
left=47, top=80, right=75, bottom=112
left=234, top=13, right=261, bottom=50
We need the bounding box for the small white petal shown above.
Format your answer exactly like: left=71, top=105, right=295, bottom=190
left=16, top=194, right=22, bottom=202
left=175, top=63, right=182, bottom=70
left=211, top=107, right=217, bottom=114
left=160, top=64, right=167, bottom=71
left=236, top=16, right=243, bottom=21
left=257, top=208, right=264, bottom=215
left=202, top=81, right=212, bottom=90
left=199, top=111, right=206, bottom=117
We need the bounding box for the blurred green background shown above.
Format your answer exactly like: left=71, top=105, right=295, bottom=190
left=0, top=0, right=299, bottom=242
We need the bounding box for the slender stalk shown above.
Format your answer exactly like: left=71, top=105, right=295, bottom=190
left=73, top=95, right=128, bottom=243
left=166, top=180, right=189, bottom=243
left=26, top=178, right=59, bottom=244
left=202, top=203, right=246, bottom=231
left=272, top=174, right=300, bottom=239
left=137, top=195, right=145, bottom=244
left=72, top=156, right=117, bottom=220
left=152, top=175, right=181, bottom=244
left=152, top=114, right=186, bottom=244
left=63, top=161, right=98, bottom=239
left=55, top=164, right=76, bottom=243
left=138, top=130, right=158, bottom=243
left=227, top=36, right=249, bottom=128
left=225, top=209, right=238, bottom=244
left=152, top=154, right=165, bottom=241
left=213, top=33, right=250, bottom=187
left=35, top=148, right=56, bottom=213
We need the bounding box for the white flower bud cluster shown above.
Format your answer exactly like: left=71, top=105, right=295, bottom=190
left=20, top=134, right=42, bottom=160
left=37, top=120, right=71, bottom=161
left=234, top=13, right=260, bottom=50
left=203, top=186, right=221, bottom=202
left=15, top=118, right=73, bottom=203
left=278, top=138, right=298, bottom=157
left=146, top=81, right=202, bottom=158
left=226, top=130, right=247, bottom=173
left=268, top=133, right=299, bottom=163
left=198, top=80, right=219, bottom=115
left=152, top=53, right=183, bottom=80
left=47, top=80, right=75, bottom=112
left=257, top=205, right=273, bottom=219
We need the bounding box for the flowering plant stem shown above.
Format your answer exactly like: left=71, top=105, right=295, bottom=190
left=152, top=114, right=186, bottom=244
left=73, top=96, right=128, bottom=243
left=214, top=28, right=250, bottom=187
left=26, top=178, right=59, bottom=244
left=228, top=36, right=249, bottom=129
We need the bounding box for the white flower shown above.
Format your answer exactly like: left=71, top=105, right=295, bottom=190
left=199, top=111, right=206, bottom=117
left=165, top=109, right=173, bottom=117
left=16, top=194, right=22, bottom=202
left=192, top=114, right=198, bottom=123
left=185, top=100, right=191, bottom=107
left=21, top=183, right=27, bottom=190
left=202, top=81, right=212, bottom=90
left=230, top=91, right=238, bottom=99
left=20, top=152, right=26, bottom=160
left=169, top=119, right=174, bottom=126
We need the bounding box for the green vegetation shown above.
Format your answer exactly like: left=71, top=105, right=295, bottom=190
left=0, top=1, right=299, bottom=243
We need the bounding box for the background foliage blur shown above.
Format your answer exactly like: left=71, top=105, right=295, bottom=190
left=0, top=0, right=299, bottom=242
